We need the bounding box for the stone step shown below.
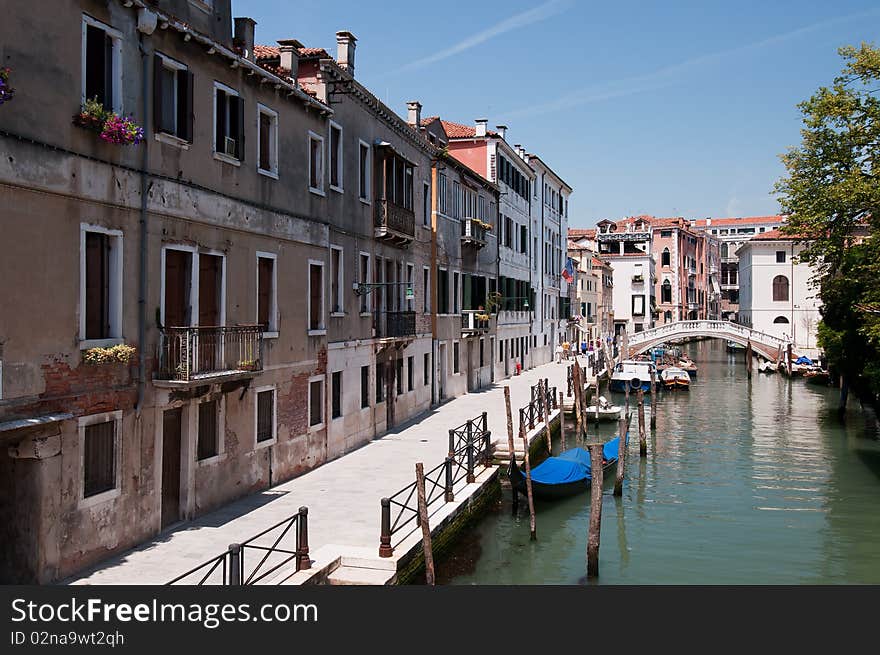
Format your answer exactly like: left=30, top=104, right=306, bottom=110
left=325, top=565, right=395, bottom=586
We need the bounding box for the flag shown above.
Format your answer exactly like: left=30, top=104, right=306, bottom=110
left=562, top=258, right=574, bottom=283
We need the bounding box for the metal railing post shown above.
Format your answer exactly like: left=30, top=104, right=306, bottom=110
left=483, top=429, right=492, bottom=467
left=466, top=428, right=475, bottom=483
left=448, top=429, right=455, bottom=457
left=228, top=543, right=242, bottom=586
left=445, top=456, right=455, bottom=502
left=379, top=498, right=393, bottom=557
left=296, top=506, right=310, bottom=571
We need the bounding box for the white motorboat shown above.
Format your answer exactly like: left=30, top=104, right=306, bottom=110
left=660, top=366, right=691, bottom=390
left=610, top=360, right=657, bottom=393
left=758, top=360, right=778, bottom=374
left=583, top=396, right=622, bottom=422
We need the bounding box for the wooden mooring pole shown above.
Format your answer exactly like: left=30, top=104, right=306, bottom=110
left=637, top=388, right=646, bottom=457
left=614, top=413, right=627, bottom=496
left=504, top=386, right=518, bottom=514
left=572, top=361, right=583, bottom=439
left=594, top=381, right=600, bottom=427
left=649, top=368, right=657, bottom=430
left=415, top=462, right=435, bottom=586
left=586, top=442, right=605, bottom=578
left=559, top=391, right=566, bottom=451
left=520, top=419, right=537, bottom=541
left=539, top=380, right=552, bottom=455
left=787, top=343, right=793, bottom=376
left=746, top=340, right=753, bottom=379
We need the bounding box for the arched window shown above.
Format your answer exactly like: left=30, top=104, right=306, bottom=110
left=773, top=316, right=789, bottom=324
left=661, top=279, right=672, bottom=303
left=772, top=275, right=789, bottom=302
left=661, top=248, right=670, bottom=267
left=721, top=242, right=729, bottom=258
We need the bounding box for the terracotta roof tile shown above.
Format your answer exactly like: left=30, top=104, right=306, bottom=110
left=568, top=228, right=596, bottom=239
left=420, top=116, right=439, bottom=126
left=691, top=215, right=785, bottom=227
left=440, top=120, right=499, bottom=139
left=254, top=44, right=280, bottom=60
left=749, top=228, right=798, bottom=241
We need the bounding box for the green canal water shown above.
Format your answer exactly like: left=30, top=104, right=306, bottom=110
left=440, top=339, right=880, bottom=584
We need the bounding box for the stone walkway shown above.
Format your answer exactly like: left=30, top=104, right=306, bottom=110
left=68, top=360, right=575, bottom=584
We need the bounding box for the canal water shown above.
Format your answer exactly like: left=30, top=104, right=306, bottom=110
left=440, top=339, right=880, bottom=584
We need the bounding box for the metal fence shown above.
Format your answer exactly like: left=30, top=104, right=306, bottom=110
left=379, top=412, right=492, bottom=557
left=167, top=507, right=309, bottom=585
left=157, top=325, right=263, bottom=381
left=520, top=384, right=558, bottom=431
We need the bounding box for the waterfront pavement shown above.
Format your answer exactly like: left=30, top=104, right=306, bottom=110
left=69, top=359, right=576, bottom=584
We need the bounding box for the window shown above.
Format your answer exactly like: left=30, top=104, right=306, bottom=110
left=439, top=173, right=448, bottom=215
left=406, top=263, right=414, bottom=312
left=438, top=269, right=449, bottom=314
left=520, top=225, right=528, bottom=254
left=423, top=266, right=430, bottom=313
left=661, top=248, right=670, bottom=267
left=309, top=261, right=325, bottom=333
left=661, top=280, right=672, bottom=303
left=256, top=253, right=277, bottom=334
left=81, top=225, right=123, bottom=344
left=423, top=352, right=430, bottom=386
left=328, top=122, right=343, bottom=190
left=197, top=399, right=218, bottom=460
left=772, top=275, right=789, bottom=302
left=453, top=271, right=460, bottom=314
left=82, top=16, right=122, bottom=112
left=396, top=359, right=403, bottom=395
left=360, top=253, right=371, bottom=313
left=664, top=310, right=673, bottom=322
left=154, top=53, right=193, bottom=142
left=776, top=251, right=786, bottom=263
left=479, top=339, right=484, bottom=367
left=376, top=362, right=386, bottom=403
left=81, top=412, right=120, bottom=500
left=361, top=365, right=370, bottom=408
left=213, top=83, right=243, bottom=162
left=453, top=342, right=460, bottom=374
left=332, top=371, right=342, bottom=419
left=452, top=181, right=461, bottom=218
left=256, top=388, right=275, bottom=443
left=721, top=243, right=729, bottom=258
left=359, top=141, right=370, bottom=201
left=505, top=217, right=514, bottom=248
left=330, top=247, right=343, bottom=315
left=632, top=295, right=645, bottom=316
left=257, top=104, right=278, bottom=176
left=309, top=132, right=325, bottom=193
left=407, top=356, right=414, bottom=392
left=309, top=379, right=323, bottom=427
left=423, top=182, right=431, bottom=226
left=774, top=316, right=790, bottom=324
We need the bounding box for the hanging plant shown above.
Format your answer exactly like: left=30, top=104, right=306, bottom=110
left=0, top=68, right=14, bottom=105
left=82, top=344, right=138, bottom=365
left=73, top=97, right=144, bottom=145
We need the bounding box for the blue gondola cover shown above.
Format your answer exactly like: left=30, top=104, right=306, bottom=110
left=529, top=437, right=622, bottom=484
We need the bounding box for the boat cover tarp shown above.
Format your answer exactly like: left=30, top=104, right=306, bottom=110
left=795, top=356, right=813, bottom=365
left=531, top=437, right=623, bottom=484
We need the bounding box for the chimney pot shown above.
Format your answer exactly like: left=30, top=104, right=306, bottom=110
left=407, top=101, right=422, bottom=128
left=495, top=124, right=507, bottom=140
left=234, top=17, right=257, bottom=63
left=475, top=118, right=488, bottom=138
left=336, top=30, right=357, bottom=75
left=277, top=38, right=302, bottom=79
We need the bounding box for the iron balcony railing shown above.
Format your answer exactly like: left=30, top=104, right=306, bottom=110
left=461, top=309, right=491, bottom=334
left=375, top=199, right=415, bottom=239
left=158, top=325, right=263, bottom=382
left=461, top=217, right=488, bottom=247
left=375, top=310, right=416, bottom=339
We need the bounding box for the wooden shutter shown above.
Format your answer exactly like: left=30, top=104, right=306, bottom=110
left=85, top=232, right=109, bottom=339
left=258, top=257, right=272, bottom=331
left=197, top=400, right=218, bottom=460
left=256, top=390, right=274, bottom=442
left=259, top=112, right=271, bottom=171
left=215, top=89, right=226, bottom=152
left=164, top=249, right=190, bottom=327
left=179, top=69, right=194, bottom=143
left=233, top=96, right=245, bottom=161
left=83, top=421, right=115, bottom=497
left=153, top=54, right=165, bottom=133
left=309, top=264, right=321, bottom=330
left=198, top=255, right=221, bottom=327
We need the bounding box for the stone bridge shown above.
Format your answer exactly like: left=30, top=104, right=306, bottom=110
left=626, top=320, right=790, bottom=361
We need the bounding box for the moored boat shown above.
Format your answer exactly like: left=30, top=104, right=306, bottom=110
left=660, top=366, right=691, bottom=390
left=610, top=360, right=658, bottom=393
left=804, top=368, right=830, bottom=385
left=726, top=340, right=746, bottom=352
left=758, top=360, right=778, bottom=374
left=584, top=396, right=622, bottom=422
left=508, top=437, right=622, bottom=499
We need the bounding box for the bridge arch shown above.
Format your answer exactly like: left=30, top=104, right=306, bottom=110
left=626, top=320, right=790, bottom=361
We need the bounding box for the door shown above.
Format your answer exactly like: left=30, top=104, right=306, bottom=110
left=439, top=343, right=447, bottom=400
left=198, top=254, right=222, bottom=371
left=161, top=408, right=182, bottom=529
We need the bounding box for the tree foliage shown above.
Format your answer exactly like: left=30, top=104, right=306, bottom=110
left=775, top=43, right=880, bottom=397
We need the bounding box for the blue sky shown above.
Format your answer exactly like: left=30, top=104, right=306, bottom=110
left=233, top=0, right=880, bottom=227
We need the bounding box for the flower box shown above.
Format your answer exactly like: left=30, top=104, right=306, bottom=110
left=82, top=344, right=137, bottom=365
left=73, top=97, right=144, bottom=145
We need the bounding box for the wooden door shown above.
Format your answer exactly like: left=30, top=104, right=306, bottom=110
left=161, top=408, right=182, bottom=529
left=198, top=255, right=222, bottom=371
left=164, top=250, right=191, bottom=328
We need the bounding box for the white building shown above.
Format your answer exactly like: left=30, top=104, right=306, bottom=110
left=737, top=229, right=821, bottom=356
left=596, top=219, right=656, bottom=334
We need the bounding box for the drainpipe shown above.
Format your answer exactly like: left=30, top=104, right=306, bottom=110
left=136, top=33, right=150, bottom=415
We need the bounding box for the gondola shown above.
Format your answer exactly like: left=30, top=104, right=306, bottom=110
left=508, top=437, right=623, bottom=499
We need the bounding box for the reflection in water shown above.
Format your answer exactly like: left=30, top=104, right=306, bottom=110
left=441, top=340, right=880, bottom=584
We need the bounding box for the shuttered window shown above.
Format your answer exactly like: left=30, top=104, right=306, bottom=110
left=83, top=420, right=116, bottom=498
left=257, top=256, right=274, bottom=332
left=85, top=232, right=110, bottom=340
left=309, top=263, right=323, bottom=331
left=329, top=124, right=342, bottom=189
left=772, top=275, right=789, bottom=302
left=153, top=54, right=193, bottom=141
left=256, top=390, right=274, bottom=443
left=215, top=86, right=244, bottom=160
left=309, top=134, right=324, bottom=192
left=257, top=105, right=278, bottom=175
left=197, top=400, right=218, bottom=460
left=259, top=112, right=272, bottom=171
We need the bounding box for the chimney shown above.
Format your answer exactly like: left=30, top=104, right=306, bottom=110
left=495, top=125, right=507, bottom=140
left=514, top=144, right=525, bottom=160
left=234, top=17, right=256, bottom=63
left=277, top=38, right=303, bottom=79
left=475, top=118, right=488, bottom=138
left=407, top=101, right=422, bottom=128
left=336, top=30, right=357, bottom=75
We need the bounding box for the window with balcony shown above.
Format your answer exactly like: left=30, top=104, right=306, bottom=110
left=214, top=83, right=243, bottom=163
left=154, top=53, right=193, bottom=143
left=82, top=16, right=122, bottom=113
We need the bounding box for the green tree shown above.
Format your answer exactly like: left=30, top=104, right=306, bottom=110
left=775, top=43, right=880, bottom=400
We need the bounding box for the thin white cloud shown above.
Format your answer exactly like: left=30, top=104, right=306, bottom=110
left=388, top=0, right=572, bottom=75
left=499, top=8, right=880, bottom=120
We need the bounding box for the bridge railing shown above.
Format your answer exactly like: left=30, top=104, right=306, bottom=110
left=627, top=320, right=788, bottom=351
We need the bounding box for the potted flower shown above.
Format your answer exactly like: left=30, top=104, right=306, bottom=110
left=0, top=68, right=14, bottom=105
left=82, top=344, right=138, bottom=365
left=73, top=97, right=144, bottom=145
